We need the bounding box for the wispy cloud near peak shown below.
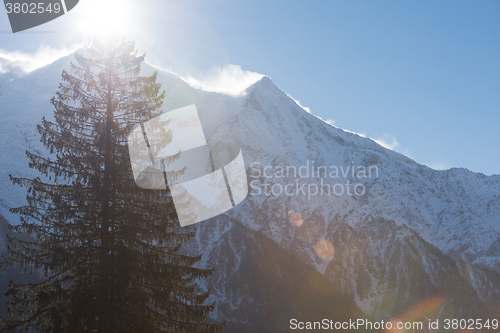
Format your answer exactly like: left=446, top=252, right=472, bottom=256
left=183, top=65, right=264, bottom=96
left=374, top=135, right=399, bottom=150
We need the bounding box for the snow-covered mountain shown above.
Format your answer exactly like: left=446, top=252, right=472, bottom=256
left=1, top=51, right=499, bottom=331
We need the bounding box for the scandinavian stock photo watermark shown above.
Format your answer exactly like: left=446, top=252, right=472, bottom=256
left=249, top=161, right=379, bottom=200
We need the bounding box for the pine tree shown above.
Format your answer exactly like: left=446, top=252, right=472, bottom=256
left=1, top=38, right=224, bottom=333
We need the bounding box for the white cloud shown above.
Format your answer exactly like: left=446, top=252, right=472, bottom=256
left=325, top=119, right=336, bottom=126
left=183, top=65, right=264, bottom=96
left=373, top=134, right=399, bottom=150
left=372, top=134, right=413, bottom=158
left=0, top=44, right=80, bottom=76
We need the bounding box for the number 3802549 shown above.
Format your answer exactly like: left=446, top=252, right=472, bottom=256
left=5, top=2, right=62, bottom=14
left=443, top=319, right=498, bottom=330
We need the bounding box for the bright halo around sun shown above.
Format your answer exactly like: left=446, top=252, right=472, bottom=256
left=75, top=0, right=133, bottom=41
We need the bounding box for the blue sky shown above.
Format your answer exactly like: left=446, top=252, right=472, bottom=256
left=1, top=0, right=499, bottom=175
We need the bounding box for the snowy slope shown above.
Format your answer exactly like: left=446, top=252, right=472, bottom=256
left=0, top=55, right=72, bottom=222
left=201, top=75, right=500, bottom=271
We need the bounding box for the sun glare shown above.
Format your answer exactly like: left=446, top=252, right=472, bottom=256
left=75, top=0, right=133, bottom=41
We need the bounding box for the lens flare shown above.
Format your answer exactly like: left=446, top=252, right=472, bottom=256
left=289, top=212, right=303, bottom=227
left=314, top=239, right=334, bottom=260
left=384, top=296, right=445, bottom=332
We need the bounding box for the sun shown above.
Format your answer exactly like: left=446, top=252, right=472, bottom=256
left=74, top=0, right=133, bottom=41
